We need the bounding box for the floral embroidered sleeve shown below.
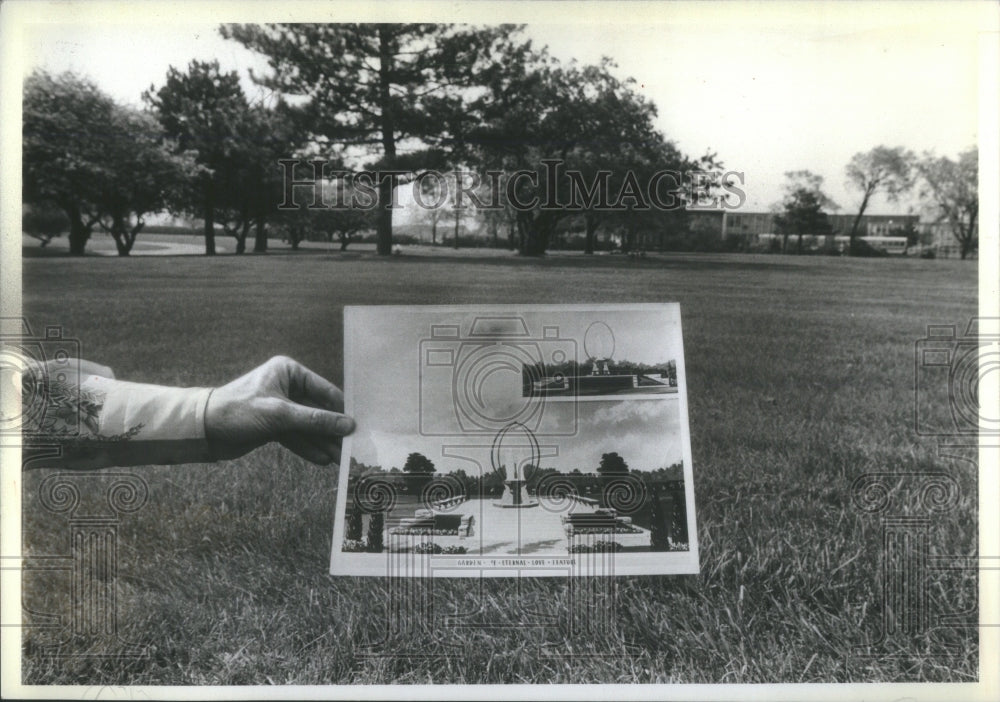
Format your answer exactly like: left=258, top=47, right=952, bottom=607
left=22, top=359, right=215, bottom=470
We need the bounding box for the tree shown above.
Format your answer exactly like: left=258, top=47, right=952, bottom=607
left=415, top=173, right=449, bottom=244
left=22, top=203, right=69, bottom=247
left=23, top=70, right=198, bottom=256
left=346, top=508, right=363, bottom=541
left=845, top=146, right=914, bottom=254
left=597, top=452, right=629, bottom=476
left=221, top=23, right=511, bottom=256
left=94, top=107, right=200, bottom=256
left=212, top=104, right=300, bottom=254
left=916, top=148, right=978, bottom=259
left=366, top=511, right=384, bottom=552
left=23, top=71, right=117, bottom=255
left=772, top=171, right=836, bottom=253
left=467, top=51, right=699, bottom=256
left=403, top=452, right=436, bottom=474
left=648, top=485, right=671, bottom=550
left=145, top=60, right=250, bottom=255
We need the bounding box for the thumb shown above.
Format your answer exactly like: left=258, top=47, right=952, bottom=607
left=277, top=401, right=355, bottom=437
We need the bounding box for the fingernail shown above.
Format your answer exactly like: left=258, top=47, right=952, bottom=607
left=336, top=416, right=356, bottom=434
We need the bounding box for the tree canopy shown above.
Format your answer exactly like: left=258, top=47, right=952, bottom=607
left=597, top=452, right=630, bottom=476
left=844, top=146, right=914, bottom=252
left=773, top=170, right=835, bottom=253
left=24, top=70, right=197, bottom=256
left=220, top=23, right=513, bottom=255
left=916, top=148, right=978, bottom=259
left=403, top=452, right=436, bottom=474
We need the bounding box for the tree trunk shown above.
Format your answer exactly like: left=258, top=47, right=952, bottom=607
left=621, top=228, right=635, bottom=255
left=959, top=210, right=977, bottom=260
left=584, top=213, right=597, bottom=255
left=66, top=204, right=90, bottom=256
left=253, top=215, right=267, bottom=253
left=235, top=219, right=251, bottom=254
left=849, top=188, right=872, bottom=256
left=518, top=212, right=553, bottom=256
left=110, top=213, right=136, bottom=256
left=203, top=182, right=216, bottom=255
left=453, top=208, right=460, bottom=249
left=376, top=26, right=396, bottom=257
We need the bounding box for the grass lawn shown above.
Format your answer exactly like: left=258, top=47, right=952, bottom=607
left=19, top=242, right=978, bottom=684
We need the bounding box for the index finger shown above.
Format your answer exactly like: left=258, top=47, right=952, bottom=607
left=286, top=361, right=345, bottom=413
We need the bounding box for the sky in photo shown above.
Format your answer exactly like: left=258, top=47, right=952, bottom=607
left=346, top=306, right=687, bottom=474
left=19, top=3, right=985, bottom=215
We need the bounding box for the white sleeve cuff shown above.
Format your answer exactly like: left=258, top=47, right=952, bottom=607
left=84, top=376, right=213, bottom=441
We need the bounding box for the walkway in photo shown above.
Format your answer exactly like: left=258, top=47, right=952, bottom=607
left=389, top=498, right=652, bottom=556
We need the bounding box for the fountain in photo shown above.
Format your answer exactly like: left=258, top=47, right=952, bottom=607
left=492, top=422, right=540, bottom=509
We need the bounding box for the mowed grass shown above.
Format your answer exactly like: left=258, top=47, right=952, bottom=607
left=20, top=246, right=978, bottom=684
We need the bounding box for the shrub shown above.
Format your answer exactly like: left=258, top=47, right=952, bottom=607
left=22, top=204, right=68, bottom=245
left=592, top=540, right=623, bottom=552
left=569, top=540, right=623, bottom=553
left=850, top=238, right=889, bottom=257
left=568, top=525, right=641, bottom=535
left=442, top=545, right=467, bottom=555
left=341, top=538, right=366, bottom=552
left=413, top=541, right=443, bottom=554
left=389, top=527, right=459, bottom=536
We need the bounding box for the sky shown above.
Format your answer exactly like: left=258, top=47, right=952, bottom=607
left=18, top=2, right=987, bottom=216
left=345, top=305, right=688, bottom=475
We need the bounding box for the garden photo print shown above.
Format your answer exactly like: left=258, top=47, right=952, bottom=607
left=331, top=304, right=699, bottom=576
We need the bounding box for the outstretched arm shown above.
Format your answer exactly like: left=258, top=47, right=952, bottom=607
left=21, top=356, right=354, bottom=470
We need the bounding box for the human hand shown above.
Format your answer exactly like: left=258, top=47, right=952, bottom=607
left=204, top=356, right=355, bottom=465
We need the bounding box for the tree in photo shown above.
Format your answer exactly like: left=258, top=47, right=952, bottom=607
left=221, top=23, right=513, bottom=256
left=648, top=485, right=671, bottom=550
left=916, top=147, right=978, bottom=259
left=403, top=452, right=436, bottom=474
left=365, top=511, right=384, bottom=553
left=346, top=508, right=364, bottom=541
left=402, top=451, right=436, bottom=496
left=597, top=451, right=630, bottom=476
left=773, top=170, right=836, bottom=253
left=844, top=146, right=914, bottom=254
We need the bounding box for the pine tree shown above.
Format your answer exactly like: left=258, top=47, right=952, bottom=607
left=648, top=485, right=671, bottom=550
left=366, top=512, right=385, bottom=552
left=346, top=508, right=363, bottom=541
